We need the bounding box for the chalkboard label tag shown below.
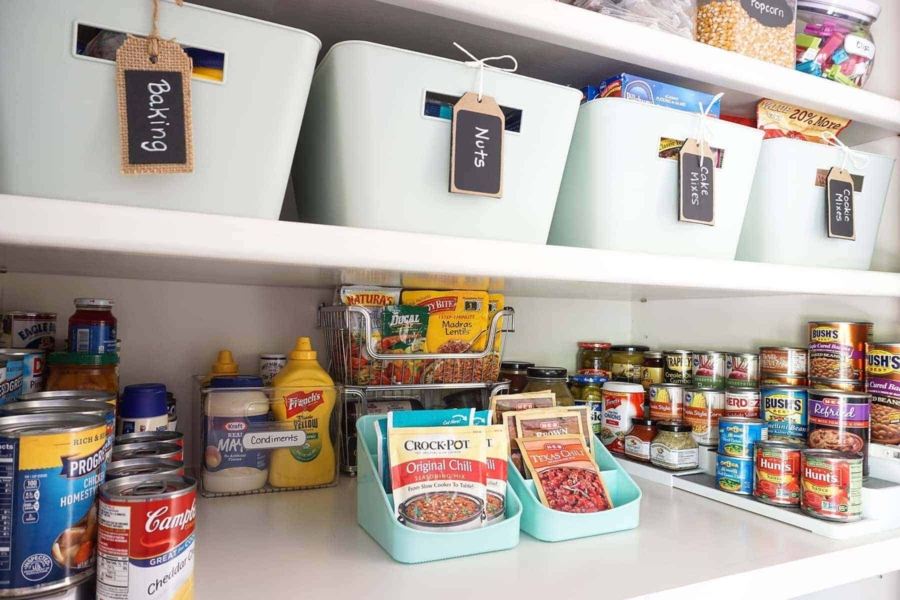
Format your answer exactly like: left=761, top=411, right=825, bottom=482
left=116, top=36, right=194, bottom=174
left=678, top=138, right=715, bottom=226
left=450, top=92, right=504, bottom=198
left=826, top=166, right=855, bottom=240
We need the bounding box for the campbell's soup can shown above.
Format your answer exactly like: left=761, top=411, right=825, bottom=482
left=111, top=442, right=184, bottom=463
left=115, top=430, right=184, bottom=448
left=0, top=349, right=45, bottom=395
left=97, top=475, right=197, bottom=600
left=600, top=382, right=645, bottom=454
left=0, top=312, right=57, bottom=351
left=0, top=413, right=106, bottom=596
left=724, top=387, right=761, bottom=418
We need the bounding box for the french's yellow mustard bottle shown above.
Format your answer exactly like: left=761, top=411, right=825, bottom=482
left=269, top=338, right=337, bottom=488
left=200, top=350, right=239, bottom=387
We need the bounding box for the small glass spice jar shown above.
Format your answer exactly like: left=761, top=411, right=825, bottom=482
left=499, top=360, right=534, bottom=394
left=576, top=342, right=612, bottom=378
left=651, top=421, right=700, bottom=471
left=523, top=367, right=574, bottom=406
left=45, top=352, right=119, bottom=395
left=624, top=418, right=657, bottom=463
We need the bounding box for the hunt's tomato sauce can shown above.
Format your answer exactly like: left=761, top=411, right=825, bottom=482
left=800, top=449, right=862, bottom=522
left=97, top=474, right=197, bottom=600
left=753, top=440, right=804, bottom=506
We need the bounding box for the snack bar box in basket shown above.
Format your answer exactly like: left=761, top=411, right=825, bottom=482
left=356, top=415, right=522, bottom=564
left=736, top=138, right=895, bottom=270
left=293, top=41, right=582, bottom=244
left=548, top=98, right=764, bottom=259
left=0, top=0, right=320, bottom=219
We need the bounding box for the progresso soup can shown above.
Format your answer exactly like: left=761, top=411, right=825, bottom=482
left=761, top=386, right=808, bottom=442
left=115, top=430, right=184, bottom=448
left=21, top=390, right=117, bottom=407
left=105, top=458, right=185, bottom=481
left=0, top=413, right=106, bottom=597
left=0, top=399, right=116, bottom=463
left=110, top=442, right=183, bottom=463
left=0, top=349, right=45, bottom=396
left=97, top=475, right=197, bottom=600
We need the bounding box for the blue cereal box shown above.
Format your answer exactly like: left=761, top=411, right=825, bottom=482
left=597, top=74, right=722, bottom=117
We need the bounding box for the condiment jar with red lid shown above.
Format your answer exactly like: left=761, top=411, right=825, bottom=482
left=69, top=298, right=117, bottom=354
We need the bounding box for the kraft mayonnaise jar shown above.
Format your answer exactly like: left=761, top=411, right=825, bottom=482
left=202, top=376, right=270, bottom=494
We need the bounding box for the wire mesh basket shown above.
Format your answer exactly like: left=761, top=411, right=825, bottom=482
left=318, top=305, right=515, bottom=386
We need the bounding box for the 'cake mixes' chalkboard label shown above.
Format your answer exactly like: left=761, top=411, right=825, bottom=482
left=679, top=139, right=715, bottom=226
left=450, top=92, right=504, bottom=198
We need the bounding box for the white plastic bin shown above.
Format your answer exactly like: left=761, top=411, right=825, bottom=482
left=548, top=98, right=764, bottom=259
left=0, top=0, right=320, bottom=219
left=292, top=41, right=582, bottom=244
left=737, top=138, right=895, bottom=270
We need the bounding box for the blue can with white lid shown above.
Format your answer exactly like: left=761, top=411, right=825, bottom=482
left=117, top=383, right=168, bottom=435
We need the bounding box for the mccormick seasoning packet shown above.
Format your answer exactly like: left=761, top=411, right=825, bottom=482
left=756, top=99, right=850, bottom=144
left=485, top=424, right=509, bottom=523
left=518, top=436, right=614, bottom=514
left=381, top=305, right=428, bottom=354
left=401, top=290, right=490, bottom=353
left=388, top=423, right=488, bottom=531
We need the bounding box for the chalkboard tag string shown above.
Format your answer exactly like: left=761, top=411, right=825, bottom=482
left=692, top=92, right=724, bottom=166
left=821, top=131, right=869, bottom=172
left=148, top=0, right=184, bottom=64
left=453, top=42, right=518, bottom=102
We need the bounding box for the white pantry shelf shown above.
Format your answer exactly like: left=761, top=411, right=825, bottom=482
left=3, top=194, right=900, bottom=300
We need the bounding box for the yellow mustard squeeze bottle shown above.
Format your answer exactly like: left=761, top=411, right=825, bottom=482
left=200, top=350, right=239, bottom=387
left=269, top=337, right=337, bottom=488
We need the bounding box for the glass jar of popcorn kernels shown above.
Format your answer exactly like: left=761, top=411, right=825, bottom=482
left=696, top=0, right=797, bottom=68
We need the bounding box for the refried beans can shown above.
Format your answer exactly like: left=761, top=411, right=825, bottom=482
left=724, top=387, right=761, bottom=418
left=648, top=383, right=688, bottom=421
left=807, top=390, right=870, bottom=477
left=759, top=347, right=808, bottom=377
left=725, top=353, right=758, bottom=388
left=115, top=430, right=184, bottom=448
left=600, top=382, right=645, bottom=454
left=692, top=351, right=725, bottom=389
left=105, top=458, right=185, bottom=481
left=754, top=440, right=804, bottom=506
left=808, top=321, right=873, bottom=382
left=683, top=388, right=725, bottom=446
left=761, top=386, right=808, bottom=442
left=110, top=442, right=183, bottom=463
left=800, top=449, right=862, bottom=522
left=866, top=342, right=900, bottom=445
left=97, top=474, right=197, bottom=600
left=809, top=378, right=866, bottom=392
left=0, top=312, right=57, bottom=351
left=663, top=350, right=692, bottom=385
left=0, top=413, right=106, bottom=597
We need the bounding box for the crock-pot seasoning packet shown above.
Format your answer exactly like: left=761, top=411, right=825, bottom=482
left=485, top=424, right=509, bottom=523
left=401, top=290, right=490, bottom=353
left=518, top=436, right=614, bottom=513
left=388, top=424, right=488, bottom=531
left=381, top=305, right=428, bottom=354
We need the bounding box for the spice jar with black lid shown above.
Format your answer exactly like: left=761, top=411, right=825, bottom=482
left=499, top=360, right=534, bottom=394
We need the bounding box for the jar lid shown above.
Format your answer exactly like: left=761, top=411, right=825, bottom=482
left=630, top=418, right=655, bottom=427
left=644, top=351, right=663, bottom=358
left=657, top=420, right=692, bottom=433
left=601, top=381, right=644, bottom=393
left=569, top=374, right=608, bottom=385
left=578, top=342, right=611, bottom=349
left=610, top=345, right=650, bottom=353
left=798, top=0, right=880, bottom=21
left=209, top=375, right=264, bottom=388
left=526, top=367, right=567, bottom=379
left=74, top=298, right=114, bottom=308
left=501, top=360, right=535, bottom=371
left=48, top=352, right=119, bottom=366
left=119, top=383, right=167, bottom=418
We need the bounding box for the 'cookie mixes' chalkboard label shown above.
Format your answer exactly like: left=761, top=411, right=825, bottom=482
left=679, top=139, right=715, bottom=226
left=827, top=167, right=855, bottom=240
left=450, top=92, right=504, bottom=198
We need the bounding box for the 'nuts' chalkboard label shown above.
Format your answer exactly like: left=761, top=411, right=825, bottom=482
left=679, top=139, right=715, bottom=226
left=741, top=0, right=793, bottom=28
left=826, top=167, right=855, bottom=240
left=450, top=92, right=504, bottom=198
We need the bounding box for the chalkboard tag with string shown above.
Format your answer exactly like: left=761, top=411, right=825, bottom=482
left=450, top=92, right=505, bottom=198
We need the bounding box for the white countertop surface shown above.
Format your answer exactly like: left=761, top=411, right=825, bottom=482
left=194, top=475, right=900, bottom=600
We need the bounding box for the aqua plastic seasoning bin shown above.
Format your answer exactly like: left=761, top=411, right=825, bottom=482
left=356, top=415, right=521, bottom=564
left=509, top=441, right=642, bottom=542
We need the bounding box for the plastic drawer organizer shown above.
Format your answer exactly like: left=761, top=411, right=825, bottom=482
left=1, top=0, right=320, bottom=219
left=549, top=98, right=764, bottom=260
left=736, top=138, right=895, bottom=270
left=293, top=41, right=582, bottom=244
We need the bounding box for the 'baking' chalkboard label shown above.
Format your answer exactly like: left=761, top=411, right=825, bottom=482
left=450, top=92, right=504, bottom=198
left=679, top=138, right=715, bottom=226
left=826, top=167, right=855, bottom=240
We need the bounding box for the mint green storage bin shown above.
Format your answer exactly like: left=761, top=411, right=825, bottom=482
left=510, top=441, right=641, bottom=542
left=356, top=415, right=522, bottom=564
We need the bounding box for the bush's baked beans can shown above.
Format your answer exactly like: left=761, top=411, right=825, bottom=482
left=692, top=351, right=725, bottom=389
left=754, top=440, right=805, bottom=506
left=718, top=417, right=767, bottom=458
left=725, top=353, right=758, bottom=388
left=715, top=454, right=754, bottom=494
left=110, top=442, right=183, bottom=463
left=761, top=386, right=808, bottom=442
left=115, top=430, right=184, bottom=448
left=105, top=458, right=186, bottom=481
left=759, top=347, right=808, bottom=377
left=808, top=321, right=873, bottom=382
left=866, top=342, right=900, bottom=445
left=800, top=449, right=862, bottom=522
left=0, top=399, right=116, bottom=463
left=683, top=388, right=725, bottom=446
left=0, top=413, right=107, bottom=597
left=97, top=475, right=197, bottom=600
left=809, top=377, right=866, bottom=392
left=663, top=350, right=692, bottom=385
left=648, top=383, right=688, bottom=421
left=724, top=387, right=761, bottom=418
left=600, top=382, right=645, bottom=454
left=0, top=348, right=46, bottom=395
left=807, top=390, right=870, bottom=477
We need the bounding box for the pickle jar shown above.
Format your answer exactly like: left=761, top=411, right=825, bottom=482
left=45, top=352, right=119, bottom=395
left=499, top=360, right=534, bottom=394
left=569, top=374, right=604, bottom=403
left=610, top=345, right=649, bottom=384
left=576, top=342, right=612, bottom=378
left=523, top=367, right=574, bottom=406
